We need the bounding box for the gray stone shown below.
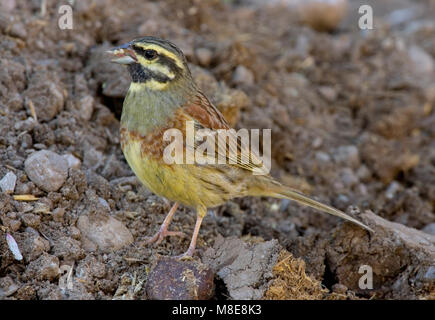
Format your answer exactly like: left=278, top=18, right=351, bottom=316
left=408, top=45, right=434, bottom=75
left=195, top=48, right=213, bottom=67
left=233, top=65, right=254, bottom=86
left=76, top=95, right=94, bottom=121
left=334, top=145, right=360, bottom=167
left=202, top=236, right=281, bottom=300
left=0, top=171, right=17, bottom=193
left=422, top=223, right=435, bottom=236
left=77, top=213, right=133, bottom=252
left=0, top=276, right=19, bottom=298
left=62, top=153, right=81, bottom=169
left=315, top=151, right=331, bottom=163
left=24, top=150, right=68, bottom=192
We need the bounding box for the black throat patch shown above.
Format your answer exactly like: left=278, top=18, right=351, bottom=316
left=127, top=63, right=171, bottom=83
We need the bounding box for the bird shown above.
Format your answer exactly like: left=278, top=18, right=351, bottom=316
left=107, top=36, right=373, bottom=258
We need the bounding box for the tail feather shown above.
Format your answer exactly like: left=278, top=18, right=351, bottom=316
left=261, top=181, right=374, bottom=233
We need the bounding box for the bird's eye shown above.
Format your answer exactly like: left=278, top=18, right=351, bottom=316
left=144, top=49, right=157, bottom=60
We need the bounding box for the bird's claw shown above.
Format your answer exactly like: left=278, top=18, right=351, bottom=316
left=145, top=229, right=186, bottom=245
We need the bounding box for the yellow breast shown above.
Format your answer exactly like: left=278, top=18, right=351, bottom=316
left=121, top=131, right=231, bottom=209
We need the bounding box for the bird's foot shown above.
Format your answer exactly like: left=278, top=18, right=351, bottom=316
left=145, top=228, right=186, bottom=245
left=174, top=247, right=195, bottom=260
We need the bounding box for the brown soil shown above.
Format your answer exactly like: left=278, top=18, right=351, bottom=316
left=0, top=0, right=434, bottom=300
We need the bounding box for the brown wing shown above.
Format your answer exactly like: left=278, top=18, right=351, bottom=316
left=182, top=91, right=269, bottom=175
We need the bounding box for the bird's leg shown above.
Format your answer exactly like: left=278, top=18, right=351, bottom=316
left=177, top=206, right=206, bottom=259
left=146, top=202, right=185, bottom=245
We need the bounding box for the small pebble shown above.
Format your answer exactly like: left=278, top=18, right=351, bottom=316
left=24, top=150, right=68, bottom=192
left=195, top=48, right=213, bottom=67
left=21, top=213, right=41, bottom=229
left=0, top=171, right=17, bottom=194
left=334, top=145, right=360, bottom=168
left=14, top=117, right=36, bottom=132
left=312, top=137, right=323, bottom=149
left=385, top=181, right=401, bottom=199
left=297, top=0, right=348, bottom=32
left=421, top=223, right=435, bottom=236
left=6, top=233, right=22, bottom=261
left=52, top=207, right=65, bottom=222
left=339, top=168, right=359, bottom=187
left=233, top=65, right=254, bottom=86
left=77, top=213, right=133, bottom=252
left=0, top=276, right=19, bottom=298
left=62, top=153, right=81, bottom=169
left=332, top=283, right=348, bottom=294
left=25, top=253, right=60, bottom=281
left=318, top=86, right=337, bottom=102
left=315, top=151, right=331, bottom=163
left=77, top=95, right=94, bottom=121
left=408, top=45, right=434, bottom=75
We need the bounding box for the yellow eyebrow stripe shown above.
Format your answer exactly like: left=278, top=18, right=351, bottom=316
left=133, top=43, right=184, bottom=70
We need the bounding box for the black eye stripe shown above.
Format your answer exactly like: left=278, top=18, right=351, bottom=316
left=133, top=46, right=158, bottom=60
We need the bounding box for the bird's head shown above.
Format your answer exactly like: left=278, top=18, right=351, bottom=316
left=108, top=36, right=192, bottom=91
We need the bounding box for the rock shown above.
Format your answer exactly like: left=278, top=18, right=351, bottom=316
left=195, top=48, right=213, bottom=67
left=422, top=223, right=435, bottom=236
left=385, top=181, right=401, bottom=200
left=52, top=236, right=84, bottom=260
left=386, top=7, right=424, bottom=27
left=77, top=213, right=133, bottom=252
left=334, top=145, right=360, bottom=168
left=68, top=229, right=80, bottom=243
left=315, top=151, right=331, bottom=163
left=326, top=211, right=435, bottom=299
left=52, top=207, right=65, bottom=222
left=332, top=283, right=348, bottom=294
left=0, top=276, right=19, bottom=298
left=318, top=86, right=337, bottom=102
left=62, top=153, right=81, bottom=169
left=25, top=253, right=60, bottom=281
left=24, top=150, right=68, bottom=192
left=7, top=92, right=24, bottom=111
left=0, top=171, right=17, bottom=193
left=2, top=217, right=21, bottom=231
left=338, top=168, right=359, bottom=188
left=14, top=117, right=36, bottom=132
left=83, top=148, right=105, bottom=170
left=408, top=45, right=434, bottom=75
left=76, top=95, right=94, bottom=121
left=20, top=232, right=50, bottom=262
left=232, top=65, right=254, bottom=86
left=23, top=71, right=65, bottom=122
left=295, top=0, right=348, bottom=32
left=9, top=21, right=26, bottom=38
left=21, top=213, right=41, bottom=229
left=145, top=257, right=215, bottom=300
left=202, top=236, right=281, bottom=300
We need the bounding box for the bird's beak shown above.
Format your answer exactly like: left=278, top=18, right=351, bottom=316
left=107, top=42, right=137, bottom=65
